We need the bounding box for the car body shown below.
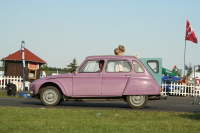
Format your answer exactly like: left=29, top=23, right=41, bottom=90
left=30, top=55, right=162, bottom=109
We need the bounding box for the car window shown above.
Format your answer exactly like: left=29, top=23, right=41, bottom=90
left=78, top=60, right=102, bottom=73
left=106, top=60, right=131, bottom=72
left=147, top=60, right=159, bottom=73
left=132, top=61, right=144, bottom=73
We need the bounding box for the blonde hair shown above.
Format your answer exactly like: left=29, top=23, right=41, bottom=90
left=114, top=48, right=121, bottom=55
left=118, top=45, right=125, bottom=52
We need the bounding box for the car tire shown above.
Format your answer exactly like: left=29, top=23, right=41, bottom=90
left=40, top=86, right=61, bottom=106
left=126, top=95, right=148, bottom=109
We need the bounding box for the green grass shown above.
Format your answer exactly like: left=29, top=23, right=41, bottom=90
left=0, top=106, right=200, bottom=133
left=0, top=90, right=200, bottom=132
left=0, top=90, right=18, bottom=97
left=0, top=91, right=7, bottom=97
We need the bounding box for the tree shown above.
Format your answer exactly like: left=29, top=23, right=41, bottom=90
left=65, top=58, right=78, bottom=73
left=41, top=64, right=49, bottom=71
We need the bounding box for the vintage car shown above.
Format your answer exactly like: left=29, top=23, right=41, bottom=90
left=30, top=55, right=162, bottom=109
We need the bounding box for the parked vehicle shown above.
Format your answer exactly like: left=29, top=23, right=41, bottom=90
left=30, top=55, right=162, bottom=109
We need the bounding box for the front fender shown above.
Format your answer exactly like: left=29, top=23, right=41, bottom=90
left=32, top=78, right=72, bottom=96
left=44, top=78, right=72, bottom=96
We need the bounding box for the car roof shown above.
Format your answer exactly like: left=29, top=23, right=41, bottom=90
left=86, top=55, right=138, bottom=60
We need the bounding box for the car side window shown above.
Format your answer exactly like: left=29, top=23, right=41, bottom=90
left=78, top=60, right=102, bottom=73
left=106, top=60, right=131, bottom=72
left=132, top=61, right=144, bottom=73
left=147, top=60, right=159, bottom=73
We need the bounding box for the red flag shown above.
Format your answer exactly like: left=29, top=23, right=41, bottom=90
left=185, top=20, right=198, bottom=43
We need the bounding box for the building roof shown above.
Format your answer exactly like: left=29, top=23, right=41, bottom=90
left=1, top=48, right=46, bottom=64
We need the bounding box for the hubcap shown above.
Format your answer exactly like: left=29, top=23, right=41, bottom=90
left=43, top=89, right=58, bottom=104
left=130, top=95, right=145, bottom=106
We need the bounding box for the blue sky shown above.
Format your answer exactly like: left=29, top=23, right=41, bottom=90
left=0, top=0, right=200, bottom=74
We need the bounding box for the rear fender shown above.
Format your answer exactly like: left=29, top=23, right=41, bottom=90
left=123, top=78, right=161, bottom=95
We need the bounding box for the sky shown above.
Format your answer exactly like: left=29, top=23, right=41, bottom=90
left=0, top=0, right=200, bottom=74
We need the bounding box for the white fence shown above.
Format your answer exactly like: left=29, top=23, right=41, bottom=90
left=161, top=83, right=200, bottom=97
left=0, top=76, right=30, bottom=91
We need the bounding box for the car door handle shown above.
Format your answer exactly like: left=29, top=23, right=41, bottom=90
left=98, top=74, right=102, bottom=77
left=125, top=75, right=130, bottom=78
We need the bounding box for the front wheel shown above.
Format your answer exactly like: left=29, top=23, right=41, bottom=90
left=126, top=95, right=148, bottom=109
left=40, top=86, right=61, bottom=106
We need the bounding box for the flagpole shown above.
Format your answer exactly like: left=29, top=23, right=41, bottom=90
left=184, top=19, right=198, bottom=78
left=184, top=40, right=186, bottom=77
left=19, top=41, right=31, bottom=98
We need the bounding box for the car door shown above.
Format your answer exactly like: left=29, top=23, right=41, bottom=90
left=140, top=58, right=162, bottom=86
left=102, top=60, right=131, bottom=96
left=72, top=60, right=104, bottom=96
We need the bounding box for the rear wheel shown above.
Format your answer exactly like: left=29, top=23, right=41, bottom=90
left=126, top=95, right=148, bottom=109
left=40, top=86, right=61, bottom=106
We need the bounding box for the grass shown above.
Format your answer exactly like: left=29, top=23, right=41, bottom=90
left=0, top=106, right=200, bottom=133
left=0, top=90, right=8, bottom=97
left=0, top=90, right=19, bottom=98
left=0, top=90, right=200, bottom=133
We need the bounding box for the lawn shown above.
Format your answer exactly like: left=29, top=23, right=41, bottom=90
left=0, top=90, right=19, bottom=98
left=0, top=106, right=200, bottom=133
left=0, top=90, right=7, bottom=97
left=0, top=91, right=200, bottom=133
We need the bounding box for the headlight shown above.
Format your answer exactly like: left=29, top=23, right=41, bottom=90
left=30, top=83, right=35, bottom=90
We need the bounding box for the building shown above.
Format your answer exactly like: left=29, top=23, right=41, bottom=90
left=1, top=48, right=46, bottom=82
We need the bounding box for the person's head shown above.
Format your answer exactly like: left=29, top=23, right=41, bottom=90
left=118, top=45, right=125, bottom=53
left=169, top=77, right=172, bottom=79
left=99, top=60, right=104, bottom=69
left=114, top=48, right=123, bottom=55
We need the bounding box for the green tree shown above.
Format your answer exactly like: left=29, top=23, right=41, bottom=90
left=65, top=58, right=78, bottom=73
left=41, top=64, right=49, bottom=71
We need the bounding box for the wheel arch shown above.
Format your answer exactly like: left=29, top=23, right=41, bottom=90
left=38, top=82, right=64, bottom=96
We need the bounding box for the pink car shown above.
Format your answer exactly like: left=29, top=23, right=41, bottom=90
left=30, top=55, right=162, bottom=109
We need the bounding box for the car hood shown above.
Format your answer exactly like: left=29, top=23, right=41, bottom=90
left=34, top=73, right=73, bottom=82
left=46, top=73, right=73, bottom=79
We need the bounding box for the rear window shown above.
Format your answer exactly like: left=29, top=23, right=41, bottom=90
left=147, top=60, right=159, bottom=73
